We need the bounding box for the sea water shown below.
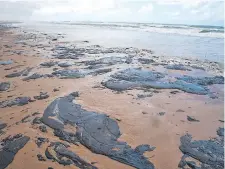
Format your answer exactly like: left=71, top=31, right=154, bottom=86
left=17, top=22, right=224, bottom=63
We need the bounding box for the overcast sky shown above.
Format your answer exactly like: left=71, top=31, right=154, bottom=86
left=0, top=0, right=224, bottom=26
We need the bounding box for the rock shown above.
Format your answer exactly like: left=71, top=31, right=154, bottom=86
left=176, top=109, right=185, bottom=112
left=170, top=90, right=180, bottom=94
left=86, top=65, right=102, bottom=70
left=165, top=64, right=191, bottom=71
left=179, top=132, right=224, bottom=169
left=0, top=122, right=7, bottom=130
left=101, top=79, right=138, bottom=91
left=21, top=115, right=31, bottom=123
left=101, top=68, right=165, bottom=91
left=125, top=57, right=132, bottom=64
left=32, top=117, right=42, bottom=124
left=23, top=73, right=43, bottom=81
left=34, top=92, right=49, bottom=100
left=37, top=154, right=46, bottom=161
left=54, top=129, right=79, bottom=145
left=137, top=93, right=153, bottom=99
left=171, top=80, right=209, bottom=95
left=40, top=61, right=57, bottom=67
left=45, top=142, right=98, bottom=168
left=0, top=82, right=10, bottom=91
left=0, top=60, right=13, bottom=65
left=29, top=99, right=36, bottom=102
left=178, top=154, right=188, bottom=168
left=158, top=112, right=165, bottom=116
left=102, top=68, right=210, bottom=95
left=4, top=44, right=12, bottom=48
left=58, top=62, right=73, bottom=67
left=186, top=161, right=201, bottom=169
left=135, top=144, right=156, bottom=154
left=111, top=68, right=165, bottom=82
left=187, top=116, right=199, bottom=122
left=83, top=56, right=125, bottom=66
left=138, top=58, right=154, bottom=64
left=177, top=75, right=224, bottom=86
left=52, top=69, right=85, bottom=79
left=0, top=134, right=30, bottom=169
left=44, top=74, right=54, bottom=78
left=210, top=94, right=218, bottom=99
left=5, top=67, right=33, bottom=78
left=116, top=117, right=121, bottom=121
left=0, top=121, right=7, bottom=135
left=39, top=125, right=47, bottom=133
left=42, top=93, right=155, bottom=169
left=32, top=112, right=41, bottom=116
left=0, top=97, right=31, bottom=108
left=35, top=137, right=49, bottom=148
left=69, top=91, right=79, bottom=98
left=89, top=68, right=112, bottom=76
left=217, top=127, right=224, bottom=137
left=53, top=88, right=59, bottom=92
left=52, top=46, right=85, bottom=59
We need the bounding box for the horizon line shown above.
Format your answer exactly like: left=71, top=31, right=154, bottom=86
left=0, top=20, right=224, bottom=28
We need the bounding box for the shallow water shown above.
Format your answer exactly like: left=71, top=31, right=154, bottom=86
left=17, top=22, right=224, bottom=63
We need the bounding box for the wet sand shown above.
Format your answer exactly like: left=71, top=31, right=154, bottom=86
left=0, top=26, right=224, bottom=169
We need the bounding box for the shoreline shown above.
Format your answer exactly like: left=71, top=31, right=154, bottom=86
left=0, top=25, right=224, bottom=169
left=8, top=21, right=225, bottom=63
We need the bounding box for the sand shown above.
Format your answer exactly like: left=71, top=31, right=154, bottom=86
left=0, top=27, right=224, bottom=169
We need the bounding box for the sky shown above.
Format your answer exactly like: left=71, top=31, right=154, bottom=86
left=0, top=0, right=224, bottom=26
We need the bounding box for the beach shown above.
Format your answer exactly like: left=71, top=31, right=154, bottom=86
left=0, top=23, right=224, bottom=169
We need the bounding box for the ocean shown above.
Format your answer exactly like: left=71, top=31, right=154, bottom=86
left=15, top=22, right=224, bottom=63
